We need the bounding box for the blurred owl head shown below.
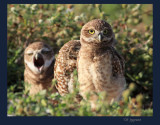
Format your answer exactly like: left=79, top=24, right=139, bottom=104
left=24, top=42, right=54, bottom=74
left=80, top=19, right=116, bottom=46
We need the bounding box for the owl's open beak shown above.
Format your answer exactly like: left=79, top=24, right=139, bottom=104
left=98, top=33, right=103, bottom=42
left=34, top=53, right=44, bottom=72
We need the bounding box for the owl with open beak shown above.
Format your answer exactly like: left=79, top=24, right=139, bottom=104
left=24, top=42, right=57, bottom=95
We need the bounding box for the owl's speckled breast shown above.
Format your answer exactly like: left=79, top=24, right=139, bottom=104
left=78, top=51, right=112, bottom=92
left=90, top=53, right=113, bottom=91
left=78, top=49, right=125, bottom=102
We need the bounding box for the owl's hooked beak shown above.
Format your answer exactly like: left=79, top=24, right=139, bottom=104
left=35, top=53, right=41, bottom=60
left=98, top=33, right=103, bottom=42
left=34, top=53, right=44, bottom=72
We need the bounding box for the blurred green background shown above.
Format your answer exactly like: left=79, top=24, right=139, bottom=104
left=7, top=4, right=153, bottom=116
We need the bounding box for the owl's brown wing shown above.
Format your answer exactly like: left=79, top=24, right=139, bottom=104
left=111, top=46, right=125, bottom=77
left=54, top=40, right=80, bottom=96
left=54, top=58, right=69, bottom=95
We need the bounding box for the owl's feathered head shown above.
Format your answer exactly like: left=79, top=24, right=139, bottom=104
left=24, top=42, right=54, bottom=74
left=80, top=19, right=117, bottom=46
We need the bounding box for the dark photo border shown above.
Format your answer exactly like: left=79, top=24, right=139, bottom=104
left=1, top=0, right=160, bottom=125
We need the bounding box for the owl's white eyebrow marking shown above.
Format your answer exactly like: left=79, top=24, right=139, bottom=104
left=26, top=50, right=33, bottom=54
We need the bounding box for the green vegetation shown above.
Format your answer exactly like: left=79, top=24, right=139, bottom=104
left=7, top=4, right=153, bottom=116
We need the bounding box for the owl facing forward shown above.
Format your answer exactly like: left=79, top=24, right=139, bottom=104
left=24, top=42, right=57, bottom=95
left=78, top=19, right=126, bottom=108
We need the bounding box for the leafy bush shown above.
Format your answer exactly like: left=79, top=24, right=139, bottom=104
left=7, top=4, right=153, bottom=116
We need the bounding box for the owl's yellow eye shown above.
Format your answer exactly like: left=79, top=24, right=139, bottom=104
left=103, top=30, right=108, bottom=34
left=88, top=30, right=95, bottom=34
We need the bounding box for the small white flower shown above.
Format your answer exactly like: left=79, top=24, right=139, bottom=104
left=11, top=7, right=15, bottom=12
left=38, top=19, right=43, bottom=24
left=47, top=17, right=55, bottom=24
left=46, top=108, right=51, bottom=113
left=31, top=4, right=37, bottom=11
left=132, top=4, right=141, bottom=11
left=74, top=16, right=80, bottom=22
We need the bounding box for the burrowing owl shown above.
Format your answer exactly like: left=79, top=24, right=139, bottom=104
left=78, top=19, right=126, bottom=108
left=24, top=42, right=57, bottom=95
left=54, top=40, right=80, bottom=96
